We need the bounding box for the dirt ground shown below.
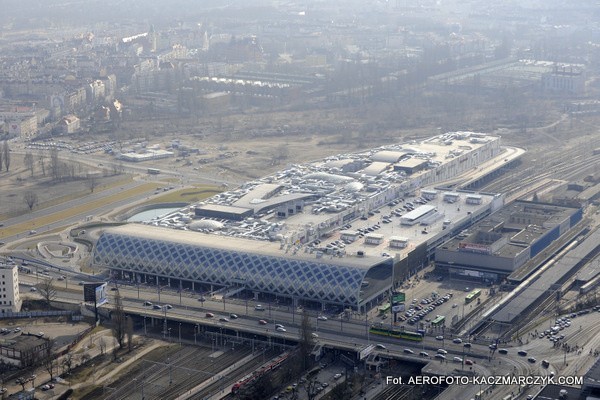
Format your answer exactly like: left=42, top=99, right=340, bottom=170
left=2, top=106, right=598, bottom=226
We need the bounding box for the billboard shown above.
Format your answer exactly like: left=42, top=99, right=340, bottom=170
left=392, top=292, right=405, bottom=303
left=458, top=242, right=491, bottom=255
left=359, top=344, right=375, bottom=360
left=83, top=282, right=107, bottom=305
left=392, top=303, right=405, bottom=313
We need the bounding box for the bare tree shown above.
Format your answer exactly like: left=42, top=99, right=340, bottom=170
left=62, top=353, right=74, bottom=375
left=80, top=352, right=91, bottom=365
left=49, top=147, right=60, bottom=180
left=126, top=316, right=134, bottom=352
left=38, top=151, right=46, bottom=176
left=2, top=141, right=9, bottom=172
left=42, top=339, right=57, bottom=380
left=24, top=152, right=34, bottom=176
left=111, top=292, right=126, bottom=349
left=23, top=191, right=38, bottom=211
left=299, top=311, right=315, bottom=370
left=86, top=174, right=99, bottom=193
left=99, top=337, right=106, bottom=355
left=36, top=277, right=57, bottom=306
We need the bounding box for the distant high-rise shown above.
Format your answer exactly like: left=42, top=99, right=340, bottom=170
left=0, top=264, right=22, bottom=314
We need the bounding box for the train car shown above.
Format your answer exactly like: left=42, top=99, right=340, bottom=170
left=369, top=324, right=424, bottom=341
left=231, top=351, right=293, bottom=394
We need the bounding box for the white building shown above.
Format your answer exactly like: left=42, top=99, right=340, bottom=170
left=0, top=265, right=21, bottom=314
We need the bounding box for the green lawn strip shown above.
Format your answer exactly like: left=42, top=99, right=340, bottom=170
left=145, top=186, right=221, bottom=204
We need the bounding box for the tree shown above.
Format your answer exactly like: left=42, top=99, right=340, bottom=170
left=299, top=311, right=315, bottom=370
left=86, top=174, right=99, bottom=193
left=99, top=337, right=106, bottom=355
left=111, top=291, right=126, bottom=349
left=126, top=316, right=134, bottom=352
left=49, top=147, right=60, bottom=181
left=42, top=339, right=57, bottom=381
left=62, top=353, right=74, bottom=375
left=2, top=141, right=9, bottom=172
left=38, top=151, right=46, bottom=176
left=24, top=152, right=34, bottom=176
left=23, top=191, right=38, bottom=211
left=37, top=277, right=57, bottom=306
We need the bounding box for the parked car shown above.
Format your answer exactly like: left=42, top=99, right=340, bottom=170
left=205, top=313, right=215, bottom=318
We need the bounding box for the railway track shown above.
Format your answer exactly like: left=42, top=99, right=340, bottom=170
left=372, top=384, right=415, bottom=400
left=100, top=345, right=261, bottom=400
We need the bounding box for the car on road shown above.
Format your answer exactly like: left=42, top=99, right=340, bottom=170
left=435, top=335, right=444, bottom=341
left=28, top=230, right=37, bottom=235
left=276, top=326, right=287, bottom=332
left=258, top=319, right=267, bottom=325
left=317, top=315, right=328, bottom=321
left=143, top=301, right=153, bottom=306
left=333, top=373, right=342, bottom=380
left=437, top=349, right=447, bottom=355
left=463, top=343, right=472, bottom=348
left=311, top=333, right=319, bottom=338
left=255, top=304, right=265, bottom=311
left=403, top=349, right=414, bottom=354
left=465, top=359, right=474, bottom=365
left=275, top=324, right=285, bottom=329
left=453, top=357, right=463, bottom=363
left=152, top=305, right=162, bottom=310
left=205, top=312, right=214, bottom=318
left=435, top=354, right=446, bottom=360
left=198, top=296, right=206, bottom=302
left=518, top=350, right=528, bottom=357
left=419, top=351, right=429, bottom=357
left=229, top=313, right=238, bottom=319
left=165, top=304, right=173, bottom=310
left=528, top=357, right=536, bottom=363
left=452, top=338, right=462, bottom=344
left=498, top=348, right=508, bottom=355
left=542, top=360, right=550, bottom=368
left=219, top=317, right=229, bottom=322
left=29, top=287, right=37, bottom=292
left=375, top=343, right=387, bottom=350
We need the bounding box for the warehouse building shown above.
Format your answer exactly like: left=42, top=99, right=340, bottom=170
left=435, top=200, right=583, bottom=282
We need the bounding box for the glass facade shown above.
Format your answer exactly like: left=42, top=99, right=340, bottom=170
left=93, top=231, right=372, bottom=306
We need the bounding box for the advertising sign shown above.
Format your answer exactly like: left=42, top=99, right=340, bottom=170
left=83, top=282, right=107, bottom=304
left=392, top=303, right=405, bottom=313
left=458, top=242, right=491, bottom=255
left=392, top=292, right=405, bottom=303
left=359, top=344, right=375, bottom=360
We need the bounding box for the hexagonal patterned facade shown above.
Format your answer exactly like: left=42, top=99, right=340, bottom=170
left=93, top=230, right=375, bottom=306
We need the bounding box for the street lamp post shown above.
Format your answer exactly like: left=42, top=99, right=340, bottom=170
left=194, top=325, right=198, bottom=345
left=144, top=317, right=147, bottom=336
left=179, top=323, right=182, bottom=346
